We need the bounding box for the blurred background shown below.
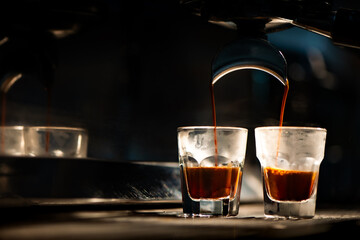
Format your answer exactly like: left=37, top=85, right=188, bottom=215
left=1, top=0, right=360, bottom=204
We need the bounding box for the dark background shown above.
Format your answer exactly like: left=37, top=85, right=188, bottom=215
left=1, top=0, right=360, bottom=204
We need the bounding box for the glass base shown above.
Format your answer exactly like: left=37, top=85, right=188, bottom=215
left=264, top=195, right=316, bottom=219
left=182, top=198, right=240, bottom=217
left=180, top=166, right=241, bottom=217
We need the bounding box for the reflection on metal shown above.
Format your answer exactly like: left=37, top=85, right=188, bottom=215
left=208, top=18, right=294, bottom=34
left=212, top=65, right=287, bottom=86
left=0, top=73, right=22, bottom=94
left=50, top=24, right=80, bottom=39
left=292, top=23, right=331, bottom=39
left=0, top=36, right=9, bottom=46
left=0, top=157, right=182, bottom=205
left=208, top=20, right=237, bottom=30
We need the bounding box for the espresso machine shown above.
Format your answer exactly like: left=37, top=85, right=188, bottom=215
left=181, top=0, right=360, bottom=48
left=0, top=0, right=359, bottom=202
left=0, top=0, right=360, bottom=239
left=0, top=1, right=360, bottom=238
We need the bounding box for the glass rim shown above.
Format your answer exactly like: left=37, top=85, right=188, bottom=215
left=0, top=126, right=25, bottom=130
left=255, top=126, right=326, bottom=132
left=177, top=126, right=248, bottom=132
left=27, top=126, right=87, bottom=132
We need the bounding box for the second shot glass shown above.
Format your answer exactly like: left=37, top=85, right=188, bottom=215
left=255, top=126, right=327, bottom=219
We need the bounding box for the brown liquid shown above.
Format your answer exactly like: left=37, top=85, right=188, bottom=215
left=210, top=83, right=218, bottom=166
left=185, top=166, right=242, bottom=199
left=264, top=167, right=317, bottom=201
left=279, top=80, right=289, bottom=127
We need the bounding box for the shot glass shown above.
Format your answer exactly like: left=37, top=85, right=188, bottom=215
left=25, top=126, right=88, bottom=158
left=0, top=126, right=25, bottom=156
left=177, top=126, right=248, bottom=217
left=255, top=126, right=327, bottom=219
